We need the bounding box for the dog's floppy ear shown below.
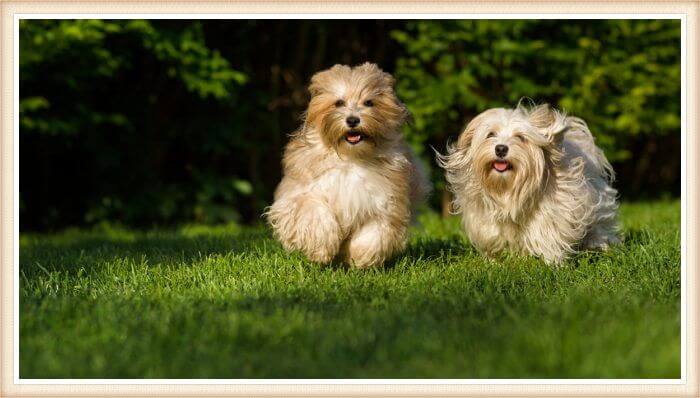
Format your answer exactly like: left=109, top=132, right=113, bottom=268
left=457, top=120, right=476, bottom=149
left=308, top=70, right=327, bottom=97
left=528, top=104, right=556, bottom=129
left=355, top=62, right=395, bottom=88
left=529, top=104, right=567, bottom=145
left=396, top=98, right=413, bottom=125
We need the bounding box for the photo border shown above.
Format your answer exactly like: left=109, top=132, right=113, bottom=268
left=1, top=1, right=697, bottom=396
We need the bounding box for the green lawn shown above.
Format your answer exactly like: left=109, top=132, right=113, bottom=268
left=19, top=200, right=681, bottom=379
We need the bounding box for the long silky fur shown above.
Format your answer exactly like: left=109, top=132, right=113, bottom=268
left=266, top=63, right=429, bottom=268
left=437, top=104, right=620, bottom=264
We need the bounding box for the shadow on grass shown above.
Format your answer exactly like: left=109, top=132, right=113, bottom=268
left=20, top=227, right=281, bottom=275
left=562, top=228, right=658, bottom=267
left=21, top=228, right=471, bottom=276
left=383, top=235, right=473, bottom=270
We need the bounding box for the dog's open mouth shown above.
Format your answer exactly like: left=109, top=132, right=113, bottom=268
left=344, top=131, right=364, bottom=145
left=492, top=159, right=511, bottom=172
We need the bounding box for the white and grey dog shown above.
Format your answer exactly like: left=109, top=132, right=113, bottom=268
left=438, top=103, right=620, bottom=264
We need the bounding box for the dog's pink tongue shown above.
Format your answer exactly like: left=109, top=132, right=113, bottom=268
left=493, top=160, right=509, bottom=172
left=346, top=133, right=361, bottom=143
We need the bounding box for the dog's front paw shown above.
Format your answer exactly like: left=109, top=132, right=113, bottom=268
left=342, top=220, right=406, bottom=268
left=303, top=236, right=339, bottom=264
left=583, top=234, right=621, bottom=251
left=295, top=204, right=343, bottom=264
left=268, top=196, right=342, bottom=264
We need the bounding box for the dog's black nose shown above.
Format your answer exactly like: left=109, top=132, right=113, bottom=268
left=495, top=144, right=509, bottom=158
left=346, top=116, right=360, bottom=128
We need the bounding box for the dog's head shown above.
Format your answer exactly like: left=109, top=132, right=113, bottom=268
left=446, top=103, right=567, bottom=210
left=304, top=63, right=410, bottom=157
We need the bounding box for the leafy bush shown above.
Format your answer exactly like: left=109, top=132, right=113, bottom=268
left=20, top=20, right=250, bottom=229
left=20, top=20, right=681, bottom=230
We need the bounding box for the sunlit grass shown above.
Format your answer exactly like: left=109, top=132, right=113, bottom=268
left=19, top=200, right=681, bottom=378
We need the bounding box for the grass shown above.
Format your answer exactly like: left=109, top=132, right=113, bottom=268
left=19, top=200, right=681, bottom=379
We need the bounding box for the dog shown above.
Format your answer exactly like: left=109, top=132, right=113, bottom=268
left=266, top=63, right=429, bottom=268
left=438, top=103, right=620, bottom=264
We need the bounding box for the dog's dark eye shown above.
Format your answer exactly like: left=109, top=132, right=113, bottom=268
left=515, top=134, right=526, bottom=142
left=363, top=99, right=374, bottom=107
left=335, top=99, right=345, bottom=108
left=487, top=131, right=496, bottom=138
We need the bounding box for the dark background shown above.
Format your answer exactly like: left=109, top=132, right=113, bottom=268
left=20, top=19, right=681, bottom=231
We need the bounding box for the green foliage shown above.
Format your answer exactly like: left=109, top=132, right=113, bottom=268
left=20, top=20, right=681, bottom=230
left=392, top=20, right=680, bottom=158
left=20, top=20, right=251, bottom=228
left=392, top=20, right=680, bottom=196
left=20, top=20, right=244, bottom=134
left=19, top=201, right=680, bottom=378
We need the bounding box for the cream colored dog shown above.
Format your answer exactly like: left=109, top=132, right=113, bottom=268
left=266, top=63, right=428, bottom=268
left=439, top=103, right=620, bottom=264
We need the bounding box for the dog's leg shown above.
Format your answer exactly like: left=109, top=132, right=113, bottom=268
left=268, top=194, right=342, bottom=264
left=464, top=213, right=506, bottom=258
left=342, top=219, right=407, bottom=268
left=582, top=184, right=621, bottom=251
left=583, top=219, right=621, bottom=250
